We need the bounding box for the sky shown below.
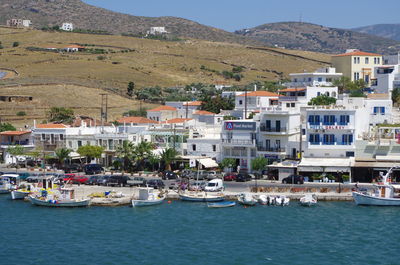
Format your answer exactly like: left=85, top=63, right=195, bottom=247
left=83, top=0, right=399, bottom=32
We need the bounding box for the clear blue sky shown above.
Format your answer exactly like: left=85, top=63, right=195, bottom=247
left=83, top=0, right=399, bottom=32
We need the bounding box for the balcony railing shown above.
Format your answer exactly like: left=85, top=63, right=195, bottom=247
left=221, top=139, right=255, bottom=145
left=257, top=146, right=286, bottom=152
left=1, top=140, right=30, bottom=145
left=309, top=142, right=353, bottom=146
left=260, top=125, right=287, bottom=132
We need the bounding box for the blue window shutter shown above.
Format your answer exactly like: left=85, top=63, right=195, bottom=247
left=373, top=107, right=378, bottom=114
left=346, top=115, right=350, bottom=123
left=381, top=107, right=385, bottom=114
left=349, top=135, right=353, bottom=143
left=316, top=134, right=320, bottom=143
left=309, top=134, right=312, bottom=142
left=316, top=115, right=320, bottom=123
left=342, top=135, right=345, bottom=144
left=308, top=115, right=312, bottom=123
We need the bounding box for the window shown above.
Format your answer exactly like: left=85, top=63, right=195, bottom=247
left=377, top=58, right=380, bottom=64
left=354, top=57, right=357, bottom=64
left=309, top=134, right=320, bottom=145
left=308, top=115, right=320, bottom=125
left=294, top=78, right=297, bottom=82
left=50, top=134, right=54, bottom=144
left=373, top=107, right=385, bottom=114
left=60, top=134, right=64, bottom=140
left=354, top=72, right=360, bottom=80
left=275, top=140, right=281, bottom=149
left=357, top=57, right=360, bottom=64
left=346, top=151, right=355, bottom=157
left=308, top=77, right=312, bottom=82
left=78, top=140, right=82, bottom=147
left=265, top=120, right=271, bottom=129
left=68, top=141, right=72, bottom=148
left=192, top=144, right=196, bottom=151
left=323, top=115, right=335, bottom=125
left=41, top=134, right=45, bottom=141
left=286, top=103, right=290, bottom=107
left=266, top=139, right=271, bottom=149
left=318, top=77, right=323, bottom=82
left=323, top=134, right=335, bottom=145
left=239, top=100, right=243, bottom=105
left=317, top=92, right=321, bottom=96
left=365, top=57, right=369, bottom=64
left=212, top=145, right=216, bottom=152
left=374, top=58, right=377, bottom=64
left=291, top=103, right=295, bottom=107
left=339, top=115, right=350, bottom=125
left=342, top=134, right=353, bottom=145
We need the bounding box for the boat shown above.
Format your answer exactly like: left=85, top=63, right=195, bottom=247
left=282, top=196, right=290, bottom=206
left=237, top=193, right=257, bottom=206
left=207, top=201, right=236, bottom=208
left=258, top=194, right=269, bottom=205
left=352, top=167, right=400, bottom=206
left=299, top=194, right=317, bottom=207
left=132, top=187, right=165, bottom=207
left=11, top=189, right=31, bottom=200
left=179, top=191, right=224, bottom=202
left=29, top=188, right=91, bottom=207
left=0, top=174, right=20, bottom=193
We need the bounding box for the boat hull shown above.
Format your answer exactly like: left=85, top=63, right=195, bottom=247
left=179, top=194, right=224, bottom=202
left=0, top=189, right=10, bottom=194
left=208, top=201, right=235, bottom=208
left=352, top=192, right=400, bottom=206
left=132, top=197, right=165, bottom=207
left=29, top=196, right=91, bottom=207
left=11, top=190, right=30, bottom=200
left=299, top=201, right=317, bottom=207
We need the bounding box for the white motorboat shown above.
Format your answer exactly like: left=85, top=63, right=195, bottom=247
left=29, top=188, right=91, bottom=207
left=299, top=194, right=317, bottom=207
left=258, top=194, right=269, bottom=205
left=11, top=189, right=31, bottom=200
left=132, top=187, right=165, bottom=207
left=237, top=193, right=257, bottom=206
left=282, top=196, right=290, bottom=206
left=179, top=191, right=224, bottom=202
left=353, top=167, right=400, bottom=206
left=207, top=201, right=236, bottom=208
left=0, top=174, right=20, bottom=193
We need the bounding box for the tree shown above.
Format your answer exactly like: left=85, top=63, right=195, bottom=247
left=7, top=145, right=24, bottom=170
left=133, top=141, right=155, bottom=170
left=308, top=95, right=337, bottom=106
left=55, top=148, right=71, bottom=167
left=148, top=154, right=160, bottom=171
left=115, top=140, right=135, bottom=171
left=160, top=148, right=178, bottom=171
left=77, top=145, right=104, bottom=163
left=200, top=95, right=234, bottom=114
left=0, top=123, right=16, bottom=132
left=127, top=81, right=135, bottom=97
left=333, top=76, right=352, bottom=93
left=123, top=107, right=147, bottom=117
left=392, top=87, right=400, bottom=105
left=251, top=157, right=268, bottom=173
left=47, top=107, right=75, bottom=124
left=333, top=77, right=366, bottom=95
left=12, top=42, right=19, bottom=47
left=220, top=158, right=236, bottom=172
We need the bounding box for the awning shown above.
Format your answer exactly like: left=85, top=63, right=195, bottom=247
left=199, top=158, right=219, bottom=168
left=376, top=155, right=400, bottom=162
left=298, top=158, right=352, bottom=173
left=70, top=152, right=84, bottom=158
left=353, top=161, right=400, bottom=169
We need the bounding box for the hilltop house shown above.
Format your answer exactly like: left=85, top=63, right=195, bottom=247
left=6, top=19, right=31, bottom=28
left=61, top=23, right=74, bottom=31
left=147, top=27, right=168, bottom=35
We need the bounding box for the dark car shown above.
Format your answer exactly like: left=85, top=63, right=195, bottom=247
left=63, top=164, right=83, bottom=173
left=105, top=175, right=129, bottom=187
left=127, top=176, right=146, bottom=187
left=282, top=175, right=304, bottom=184
left=145, top=179, right=165, bottom=189
left=86, top=175, right=101, bottom=185
left=236, top=173, right=252, bottom=182
left=161, top=171, right=178, bottom=180
left=97, top=175, right=111, bottom=186
left=84, top=164, right=104, bottom=175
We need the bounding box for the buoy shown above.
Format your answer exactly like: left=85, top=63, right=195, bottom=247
left=167, top=200, right=172, bottom=204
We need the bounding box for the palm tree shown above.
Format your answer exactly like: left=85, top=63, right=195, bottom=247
left=116, top=140, right=135, bottom=171
left=160, top=148, right=178, bottom=171
left=55, top=148, right=72, bottom=168
left=133, top=141, right=155, bottom=171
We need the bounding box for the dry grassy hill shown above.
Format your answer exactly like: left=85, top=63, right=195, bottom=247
left=0, top=27, right=330, bottom=127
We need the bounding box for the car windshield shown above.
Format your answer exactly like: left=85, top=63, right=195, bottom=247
left=207, top=183, right=216, bottom=186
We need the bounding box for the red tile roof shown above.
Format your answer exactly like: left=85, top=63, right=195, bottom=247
left=117, top=116, right=158, bottom=124
left=148, top=105, right=177, bottom=112
left=36, top=124, right=68, bottom=129
left=333, top=51, right=382, bottom=57
left=162, top=118, right=193, bottom=124
left=0, top=131, right=31, bottom=136
left=65, top=45, right=85, bottom=49
left=279, top=88, right=306, bottom=93
left=184, top=101, right=203, bottom=106
left=238, top=91, right=280, bottom=97
left=193, top=110, right=216, bottom=115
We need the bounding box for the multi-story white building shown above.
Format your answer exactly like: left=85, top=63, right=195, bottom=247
left=286, top=67, right=342, bottom=88
left=147, top=105, right=178, bottom=122
left=61, top=23, right=74, bottom=31
left=232, top=91, right=280, bottom=119
left=147, top=27, right=168, bottom=35
left=371, top=64, right=400, bottom=97
left=7, top=19, right=31, bottom=28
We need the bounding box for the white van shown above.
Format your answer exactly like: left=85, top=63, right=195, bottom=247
left=204, top=179, right=224, bottom=192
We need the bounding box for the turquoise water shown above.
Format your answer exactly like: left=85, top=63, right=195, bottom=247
left=1, top=196, right=399, bottom=265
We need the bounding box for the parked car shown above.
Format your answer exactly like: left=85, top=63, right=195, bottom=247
left=189, top=181, right=206, bottom=191
left=282, top=175, right=304, bottom=184
left=224, top=173, right=237, bottom=181
left=236, top=173, right=252, bottom=182
left=83, top=164, right=104, bottom=175
left=204, top=179, right=224, bottom=192
left=97, top=175, right=111, bottom=186
left=63, top=174, right=88, bottom=185
left=145, top=179, right=165, bottom=189
left=86, top=175, right=101, bottom=185
left=180, top=170, right=196, bottom=179
left=161, top=170, right=178, bottom=180
left=62, top=164, right=82, bottom=173
left=127, top=176, right=146, bottom=187
left=105, top=175, right=129, bottom=187
left=206, top=171, right=220, bottom=180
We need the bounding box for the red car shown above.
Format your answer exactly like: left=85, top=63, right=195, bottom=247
left=224, top=173, right=237, bottom=181
left=63, top=174, right=88, bottom=184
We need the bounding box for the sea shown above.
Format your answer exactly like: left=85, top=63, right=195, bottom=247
left=1, top=195, right=399, bottom=265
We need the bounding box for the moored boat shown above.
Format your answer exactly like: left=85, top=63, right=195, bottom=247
left=29, top=188, right=90, bottom=207
left=0, top=174, right=20, bottom=194
left=11, top=189, right=31, bottom=200
left=207, top=201, right=236, bottom=208
left=353, top=167, right=400, bottom=206
left=237, top=193, right=257, bottom=206
left=132, top=187, right=165, bottom=207
left=299, top=194, right=317, bottom=207
left=179, top=191, right=224, bottom=202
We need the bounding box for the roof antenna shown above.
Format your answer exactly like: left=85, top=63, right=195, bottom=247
left=299, top=13, right=303, bottom=23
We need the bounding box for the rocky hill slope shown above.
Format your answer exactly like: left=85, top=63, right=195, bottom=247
left=352, top=24, right=400, bottom=41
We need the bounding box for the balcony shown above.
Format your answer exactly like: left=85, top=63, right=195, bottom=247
left=308, top=142, right=354, bottom=148
left=257, top=146, right=286, bottom=153
left=221, top=139, right=255, bottom=146
left=1, top=140, right=31, bottom=146
left=307, top=122, right=353, bottom=130
left=260, top=125, right=287, bottom=133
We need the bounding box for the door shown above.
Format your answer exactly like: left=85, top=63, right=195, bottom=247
left=266, top=140, right=270, bottom=151
left=266, top=120, right=271, bottom=131
left=292, top=148, right=297, bottom=158
left=276, top=120, right=281, bottom=132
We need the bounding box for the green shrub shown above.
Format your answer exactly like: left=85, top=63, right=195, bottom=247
left=16, top=111, right=26, bottom=116
left=12, top=42, right=19, bottom=47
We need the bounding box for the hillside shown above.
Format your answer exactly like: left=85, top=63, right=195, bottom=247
left=235, top=22, right=400, bottom=54
left=352, top=24, right=400, bottom=41
left=0, top=0, right=257, bottom=46
left=0, top=27, right=330, bottom=126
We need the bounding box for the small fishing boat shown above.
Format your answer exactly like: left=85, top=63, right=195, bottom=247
left=299, top=194, right=317, bottom=207
left=29, top=188, right=90, bottom=207
left=11, top=189, right=31, bottom=200
left=353, top=167, right=400, bottom=206
left=258, top=194, right=271, bottom=205
left=207, top=201, right=236, bottom=208
left=179, top=191, right=224, bottom=202
left=237, top=193, right=257, bottom=206
left=132, top=187, right=165, bottom=207
left=0, top=174, right=20, bottom=194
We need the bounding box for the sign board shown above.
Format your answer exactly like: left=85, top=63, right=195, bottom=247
left=189, top=159, right=196, bottom=168
left=225, top=122, right=256, bottom=131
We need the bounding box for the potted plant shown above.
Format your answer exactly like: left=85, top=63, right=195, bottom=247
left=342, top=174, right=350, bottom=184
left=326, top=174, right=336, bottom=183
left=312, top=174, right=322, bottom=182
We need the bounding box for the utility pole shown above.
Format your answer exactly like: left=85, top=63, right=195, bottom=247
left=244, top=87, right=248, bottom=119
left=100, top=93, right=108, bottom=125
left=185, top=102, right=188, bottom=119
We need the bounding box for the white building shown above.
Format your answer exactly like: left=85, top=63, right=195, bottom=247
left=0, top=131, right=35, bottom=164
left=7, top=19, right=31, bottom=28
left=187, top=124, right=222, bottom=161
left=147, top=105, right=178, bottom=122
left=61, top=23, right=74, bottom=31
left=371, top=64, right=400, bottom=97
left=147, top=27, right=168, bottom=35
left=286, top=67, right=342, bottom=88
left=232, top=91, right=280, bottom=119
